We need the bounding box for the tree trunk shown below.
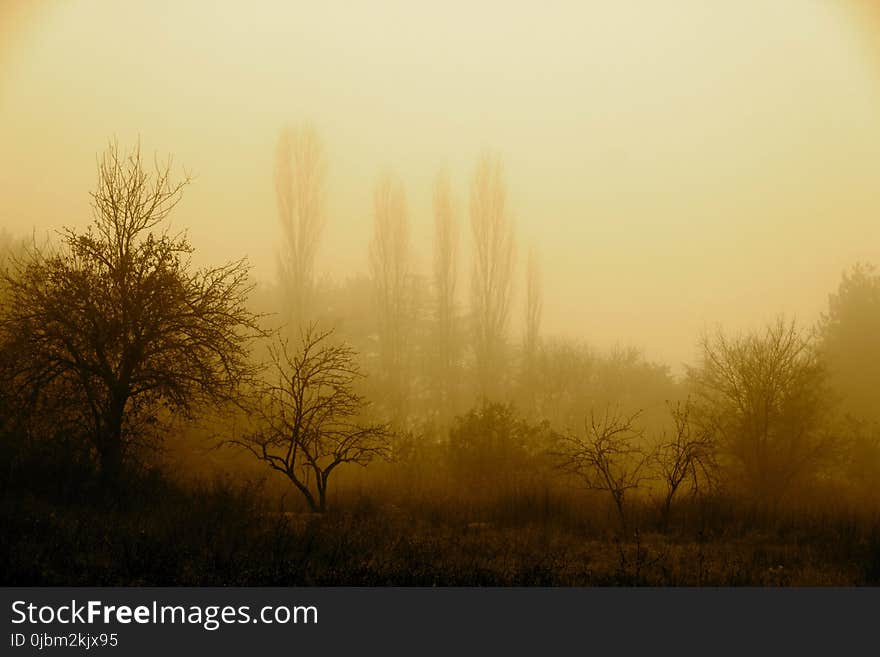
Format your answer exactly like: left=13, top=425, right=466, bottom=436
left=662, top=487, right=676, bottom=530
left=287, top=472, right=320, bottom=512
left=98, top=434, right=123, bottom=487
left=317, top=473, right=327, bottom=513
left=98, top=398, right=126, bottom=488
left=612, top=490, right=627, bottom=532
left=304, top=495, right=320, bottom=513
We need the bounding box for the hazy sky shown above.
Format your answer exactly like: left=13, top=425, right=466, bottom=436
left=2, top=1, right=879, bottom=370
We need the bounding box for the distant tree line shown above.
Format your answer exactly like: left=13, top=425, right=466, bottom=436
left=1, top=134, right=878, bottom=518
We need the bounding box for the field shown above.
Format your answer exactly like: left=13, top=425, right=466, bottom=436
left=3, top=461, right=878, bottom=587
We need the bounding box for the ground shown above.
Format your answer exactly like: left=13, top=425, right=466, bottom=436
left=3, top=473, right=878, bottom=586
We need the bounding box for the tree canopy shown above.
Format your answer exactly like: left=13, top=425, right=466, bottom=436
left=0, top=141, right=261, bottom=481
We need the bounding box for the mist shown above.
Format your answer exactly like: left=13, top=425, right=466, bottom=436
left=3, top=1, right=879, bottom=369
left=2, top=1, right=880, bottom=588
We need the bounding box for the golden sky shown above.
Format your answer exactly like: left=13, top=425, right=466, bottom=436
left=1, top=0, right=879, bottom=369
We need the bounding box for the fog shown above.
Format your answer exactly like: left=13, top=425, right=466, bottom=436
left=2, top=0, right=880, bottom=369
left=4, top=1, right=880, bottom=589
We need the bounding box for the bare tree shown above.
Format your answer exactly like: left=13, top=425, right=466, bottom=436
left=0, top=140, right=261, bottom=482
left=275, top=123, right=326, bottom=328
left=523, top=244, right=542, bottom=365
left=470, top=153, right=515, bottom=399
left=555, top=407, right=648, bottom=529
left=432, top=170, right=459, bottom=415
left=369, top=173, right=411, bottom=422
left=524, top=246, right=542, bottom=358
left=652, top=399, right=718, bottom=524
left=688, top=317, right=831, bottom=500
left=231, top=325, right=392, bottom=512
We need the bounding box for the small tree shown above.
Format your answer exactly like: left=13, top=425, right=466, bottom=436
left=555, top=407, right=648, bottom=529
left=0, top=140, right=260, bottom=482
left=652, top=399, right=718, bottom=523
left=688, top=318, right=831, bottom=500
left=232, top=324, right=392, bottom=512
left=446, top=402, right=555, bottom=496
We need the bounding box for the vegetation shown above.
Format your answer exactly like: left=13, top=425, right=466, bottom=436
left=554, top=408, right=647, bottom=530
left=688, top=319, right=832, bottom=501
left=229, top=325, right=392, bottom=512
left=1, top=137, right=878, bottom=585
left=0, top=142, right=261, bottom=484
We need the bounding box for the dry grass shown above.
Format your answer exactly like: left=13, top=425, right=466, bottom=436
left=3, top=469, right=878, bottom=586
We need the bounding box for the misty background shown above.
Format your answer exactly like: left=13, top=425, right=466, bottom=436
left=2, top=0, right=879, bottom=371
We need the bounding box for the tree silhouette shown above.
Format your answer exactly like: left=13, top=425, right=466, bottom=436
left=470, top=153, right=515, bottom=400
left=432, top=170, right=459, bottom=418
left=0, top=140, right=261, bottom=483
left=819, top=263, right=880, bottom=424
left=232, top=324, right=392, bottom=512
left=652, top=399, right=718, bottom=524
left=555, top=407, right=648, bottom=529
left=275, top=123, right=326, bottom=329
left=369, top=173, right=412, bottom=423
left=524, top=245, right=542, bottom=364
left=447, top=401, right=554, bottom=496
left=688, top=318, right=831, bottom=500
left=521, top=244, right=543, bottom=412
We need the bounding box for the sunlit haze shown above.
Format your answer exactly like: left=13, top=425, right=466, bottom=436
left=2, top=0, right=879, bottom=369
